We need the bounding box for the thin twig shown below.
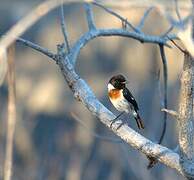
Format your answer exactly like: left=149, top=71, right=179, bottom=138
left=137, top=6, right=154, bottom=31
left=170, top=39, right=186, bottom=53
left=158, top=44, right=168, bottom=144
left=71, top=112, right=122, bottom=143
left=161, top=108, right=178, bottom=118
left=13, top=1, right=183, bottom=175
left=161, top=25, right=174, bottom=37
left=60, top=4, right=70, bottom=53
left=147, top=45, right=168, bottom=169
left=174, top=0, right=182, bottom=22
left=84, top=3, right=96, bottom=30
left=4, top=44, right=16, bottom=180
left=0, top=0, right=94, bottom=55
left=0, top=48, right=7, bottom=86
left=16, top=37, right=57, bottom=61
left=92, top=2, right=139, bottom=32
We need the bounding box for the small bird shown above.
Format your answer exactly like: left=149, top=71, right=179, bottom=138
left=108, top=74, right=144, bottom=129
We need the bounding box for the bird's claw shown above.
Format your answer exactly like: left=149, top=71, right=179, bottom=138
left=110, top=119, right=125, bottom=130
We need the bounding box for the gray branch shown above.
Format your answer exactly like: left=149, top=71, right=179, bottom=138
left=178, top=53, right=194, bottom=178
left=174, top=0, right=182, bottom=22
left=16, top=1, right=185, bottom=176
left=69, top=29, right=174, bottom=65
left=161, top=108, right=178, bottom=118
left=84, top=3, right=96, bottom=30
left=56, top=52, right=182, bottom=174
left=158, top=45, right=168, bottom=144
left=92, top=2, right=139, bottom=32
left=137, top=7, right=154, bottom=31
left=60, top=5, right=70, bottom=53
left=16, top=37, right=57, bottom=61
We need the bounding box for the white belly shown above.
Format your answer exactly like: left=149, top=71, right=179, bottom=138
left=110, top=98, right=130, bottom=113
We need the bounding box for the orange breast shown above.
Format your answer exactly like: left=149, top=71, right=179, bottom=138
left=108, top=89, right=122, bottom=99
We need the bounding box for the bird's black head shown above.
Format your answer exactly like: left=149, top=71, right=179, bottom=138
left=109, top=74, right=127, bottom=89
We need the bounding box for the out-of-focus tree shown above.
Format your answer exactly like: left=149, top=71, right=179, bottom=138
left=1, top=0, right=194, bottom=179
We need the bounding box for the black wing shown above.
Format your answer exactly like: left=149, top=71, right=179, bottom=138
left=123, top=88, right=139, bottom=111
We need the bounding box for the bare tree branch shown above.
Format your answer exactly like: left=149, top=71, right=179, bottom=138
left=69, top=29, right=174, bottom=65
left=178, top=52, right=194, bottom=178
left=0, top=48, right=7, bottom=86
left=100, top=1, right=191, bottom=11
left=4, top=0, right=187, bottom=177
left=4, top=44, right=16, bottom=180
left=56, top=52, right=182, bottom=174
left=170, top=39, right=186, bottom=53
left=174, top=0, right=182, bottom=22
left=84, top=3, right=96, bottom=30
left=0, top=0, right=95, bottom=56
left=16, top=37, right=57, bottom=61
left=147, top=45, right=169, bottom=169
left=161, top=25, right=174, bottom=37
left=137, top=6, right=154, bottom=31
left=60, top=4, right=70, bottom=53
left=161, top=108, right=178, bottom=118
left=158, top=45, right=168, bottom=145
left=92, top=2, right=139, bottom=32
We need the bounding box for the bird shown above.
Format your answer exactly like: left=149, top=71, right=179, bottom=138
left=108, top=74, right=144, bottom=129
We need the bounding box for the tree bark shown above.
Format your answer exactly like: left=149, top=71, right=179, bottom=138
left=178, top=52, right=194, bottom=179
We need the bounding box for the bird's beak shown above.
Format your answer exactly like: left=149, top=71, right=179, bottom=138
left=121, top=80, right=128, bottom=84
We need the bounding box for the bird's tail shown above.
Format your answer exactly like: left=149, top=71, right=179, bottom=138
left=134, top=113, right=144, bottom=129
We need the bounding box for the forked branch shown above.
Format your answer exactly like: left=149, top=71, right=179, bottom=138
left=5, top=0, right=192, bottom=177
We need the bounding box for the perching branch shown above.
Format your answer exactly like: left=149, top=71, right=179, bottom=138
left=15, top=1, right=182, bottom=173
left=6, top=0, right=194, bottom=178
left=54, top=3, right=182, bottom=174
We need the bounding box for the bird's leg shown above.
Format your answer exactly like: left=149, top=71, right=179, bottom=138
left=110, top=111, right=125, bottom=128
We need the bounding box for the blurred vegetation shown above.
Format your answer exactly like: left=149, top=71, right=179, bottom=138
left=0, top=1, right=188, bottom=179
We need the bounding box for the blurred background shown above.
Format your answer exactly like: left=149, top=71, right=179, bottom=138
left=0, top=0, right=190, bottom=179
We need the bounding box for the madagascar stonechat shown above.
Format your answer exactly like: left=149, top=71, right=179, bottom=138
left=108, top=74, right=144, bottom=129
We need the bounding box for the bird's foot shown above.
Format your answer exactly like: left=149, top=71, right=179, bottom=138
left=116, top=122, right=125, bottom=130
left=110, top=112, right=125, bottom=129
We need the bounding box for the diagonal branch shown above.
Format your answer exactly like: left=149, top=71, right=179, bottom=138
left=60, top=4, right=70, bottom=53
left=11, top=0, right=184, bottom=176
left=56, top=52, right=182, bottom=174
left=84, top=3, right=96, bottom=30
left=16, top=37, right=57, bottom=61
left=174, top=0, right=182, bottom=22
left=92, top=2, right=138, bottom=32
left=161, top=25, right=174, bottom=37
left=137, top=6, right=154, bottom=31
